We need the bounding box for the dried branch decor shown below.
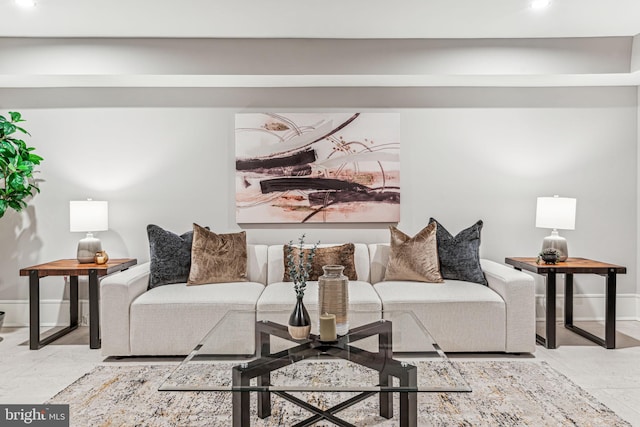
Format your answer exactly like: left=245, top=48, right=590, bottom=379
left=286, top=234, right=319, bottom=298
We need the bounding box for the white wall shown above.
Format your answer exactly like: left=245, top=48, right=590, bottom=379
left=0, top=86, right=637, bottom=323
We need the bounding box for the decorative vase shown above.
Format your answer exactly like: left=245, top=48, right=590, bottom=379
left=288, top=295, right=311, bottom=339
left=318, top=265, right=349, bottom=336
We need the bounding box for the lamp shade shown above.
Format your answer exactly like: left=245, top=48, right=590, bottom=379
left=535, top=196, right=576, bottom=230
left=70, top=200, right=108, bottom=232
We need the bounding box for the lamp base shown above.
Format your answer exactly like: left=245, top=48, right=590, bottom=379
left=541, top=230, right=568, bottom=262
left=77, top=233, right=103, bottom=263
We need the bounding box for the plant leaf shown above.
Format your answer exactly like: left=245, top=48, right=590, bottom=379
left=9, top=173, right=25, bottom=191
left=8, top=199, right=23, bottom=211
left=14, top=126, right=30, bottom=135
left=28, top=154, right=43, bottom=164
left=2, top=122, right=16, bottom=136
left=9, top=112, right=22, bottom=122
left=1, top=140, right=16, bottom=156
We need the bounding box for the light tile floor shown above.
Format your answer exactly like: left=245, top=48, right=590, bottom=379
left=1, top=321, right=639, bottom=425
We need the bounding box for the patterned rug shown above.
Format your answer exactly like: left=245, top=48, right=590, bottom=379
left=48, top=361, right=630, bottom=426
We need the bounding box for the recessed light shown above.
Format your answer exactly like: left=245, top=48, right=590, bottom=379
left=531, top=0, right=551, bottom=9
left=15, top=0, right=36, bottom=8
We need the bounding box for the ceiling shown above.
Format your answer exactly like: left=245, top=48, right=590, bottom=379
left=1, top=0, right=640, bottom=39
left=1, top=0, right=639, bottom=88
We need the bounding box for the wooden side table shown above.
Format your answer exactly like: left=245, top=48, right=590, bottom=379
left=505, top=257, right=626, bottom=349
left=20, top=258, right=137, bottom=350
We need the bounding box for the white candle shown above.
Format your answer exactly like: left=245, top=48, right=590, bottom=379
left=319, top=313, right=337, bottom=341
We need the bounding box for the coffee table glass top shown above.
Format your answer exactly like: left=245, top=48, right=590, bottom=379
left=159, top=309, right=471, bottom=393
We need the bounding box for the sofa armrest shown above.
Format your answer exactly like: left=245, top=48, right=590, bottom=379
left=481, top=259, right=536, bottom=353
left=100, top=262, right=150, bottom=356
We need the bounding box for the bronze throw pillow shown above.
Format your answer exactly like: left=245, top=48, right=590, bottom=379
left=187, top=224, right=248, bottom=285
left=283, top=243, right=357, bottom=281
left=384, top=223, right=444, bottom=283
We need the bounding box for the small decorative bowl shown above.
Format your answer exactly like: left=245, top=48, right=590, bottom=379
left=95, top=250, right=109, bottom=264
left=538, top=248, right=561, bottom=264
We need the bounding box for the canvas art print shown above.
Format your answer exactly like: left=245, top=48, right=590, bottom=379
left=235, top=112, right=400, bottom=223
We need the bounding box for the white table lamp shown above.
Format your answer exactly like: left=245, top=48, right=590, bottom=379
left=535, top=195, right=576, bottom=261
left=70, top=200, right=108, bottom=263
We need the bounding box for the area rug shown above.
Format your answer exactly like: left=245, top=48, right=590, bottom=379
left=48, top=361, right=630, bottom=426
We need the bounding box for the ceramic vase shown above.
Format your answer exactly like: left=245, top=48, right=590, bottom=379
left=318, top=265, right=349, bottom=336
left=288, top=295, right=311, bottom=339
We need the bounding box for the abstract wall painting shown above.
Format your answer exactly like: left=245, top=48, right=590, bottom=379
left=235, top=112, right=400, bottom=223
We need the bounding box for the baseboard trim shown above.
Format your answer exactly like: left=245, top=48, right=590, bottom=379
left=0, top=300, right=90, bottom=327
left=535, top=293, right=639, bottom=321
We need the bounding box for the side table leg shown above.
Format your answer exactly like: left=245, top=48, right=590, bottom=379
left=88, top=271, right=100, bottom=349
left=564, top=273, right=574, bottom=327
left=605, top=271, right=617, bottom=349
left=29, top=271, right=40, bottom=350
left=544, top=272, right=557, bottom=349
left=70, top=276, right=79, bottom=328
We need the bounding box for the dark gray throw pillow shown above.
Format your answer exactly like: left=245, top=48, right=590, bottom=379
left=428, top=218, right=487, bottom=286
left=147, top=224, right=196, bottom=289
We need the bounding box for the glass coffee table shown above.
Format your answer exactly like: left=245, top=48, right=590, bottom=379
left=160, top=310, right=471, bottom=427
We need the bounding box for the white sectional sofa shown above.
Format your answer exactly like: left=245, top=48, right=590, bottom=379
left=100, top=243, right=535, bottom=357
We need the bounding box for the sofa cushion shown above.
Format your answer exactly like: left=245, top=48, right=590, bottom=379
left=187, top=224, right=248, bottom=285
left=147, top=224, right=196, bottom=289
left=130, top=281, right=264, bottom=355
left=374, top=279, right=505, bottom=352
left=383, top=223, right=443, bottom=283
left=283, top=243, right=357, bottom=281
left=429, top=218, right=487, bottom=285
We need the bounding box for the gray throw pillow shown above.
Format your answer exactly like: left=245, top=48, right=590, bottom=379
left=147, top=224, right=196, bottom=288
left=428, top=218, right=487, bottom=285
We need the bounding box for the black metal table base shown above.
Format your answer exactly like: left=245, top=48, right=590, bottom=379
left=29, top=272, right=80, bottom=350
left=29, top=270, right=102, bottom=350
left=232, top=320, right=417, bottom=427
left=564, top=272, right=617, bottom=349
left=520, top=268, right=618, bottom=350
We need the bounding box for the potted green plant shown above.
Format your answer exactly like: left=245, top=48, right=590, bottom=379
left=0, top=112, right=43, bottom=218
